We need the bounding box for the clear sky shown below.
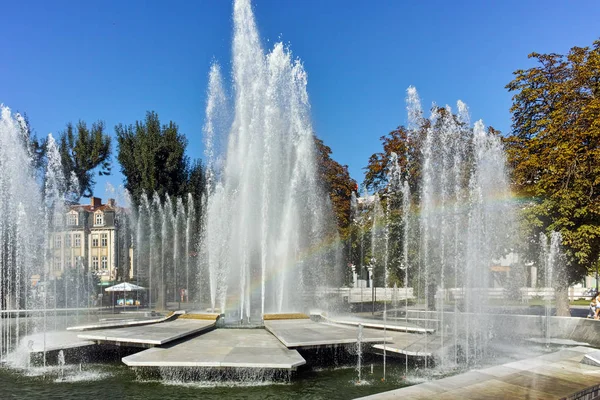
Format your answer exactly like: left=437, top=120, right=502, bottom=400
left=2, top=0, right=599, bottom=201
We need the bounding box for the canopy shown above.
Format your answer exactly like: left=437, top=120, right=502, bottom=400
left=105, top=282, right=145, bottom=292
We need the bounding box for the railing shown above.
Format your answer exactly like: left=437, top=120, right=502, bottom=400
left=318, top=287, right=415, bottom=303
left=444, top=287, right=559, bottom=301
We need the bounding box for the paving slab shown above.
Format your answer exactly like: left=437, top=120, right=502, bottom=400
left=20, top=331, right=94, bottom=353
left=122, top=328, right=305, bottom=370
left=357, top=346, right=600, bottom=400
left=527, top=337, right=590, bottom=346
left=264, top=319, right=391, bottom=348
left=582, top=350, right=600, bottom=366
left=323, top=314, right=434, bottom=334
left=77, top=319, right=214, bottom=347
left=372, top=331, right=449, bottom=357
left=67, top=310, right=184, bottom=331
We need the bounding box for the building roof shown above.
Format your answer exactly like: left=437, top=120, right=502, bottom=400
left=69, top=204, right=116, bottom=212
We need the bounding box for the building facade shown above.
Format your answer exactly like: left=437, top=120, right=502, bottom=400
left=50, top=197, right=132, bottom=283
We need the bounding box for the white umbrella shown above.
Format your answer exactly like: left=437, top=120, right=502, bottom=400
left=105, top=282, right=145, bottom=292
left=105, top=282, right=146, bottom=308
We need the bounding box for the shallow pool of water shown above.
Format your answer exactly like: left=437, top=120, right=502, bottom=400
left=0, top=362, right=410, bottom=400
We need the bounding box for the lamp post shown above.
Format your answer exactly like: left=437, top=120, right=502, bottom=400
left=368, top=258, right=375, bottom=315
left=113, top=218, right=119, bottom=313
left=596, top=260, right=600, bottom=295
left=349, top=263, right=357, bottom=288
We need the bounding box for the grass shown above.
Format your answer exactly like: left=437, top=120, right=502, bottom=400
left=570, top=299, right=593, bottom=306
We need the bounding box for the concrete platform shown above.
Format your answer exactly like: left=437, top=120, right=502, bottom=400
left=357, top=346, right=600, bottom=399
left=67, top=310, right=184, bottom=331
left=582, top=350, right=600, bottom=367
left=371, top=331, right=448, bottom=358
left=77, top=319, right=215, bottom=347
left=264, top=319, right=391, bottom=348
left=322, top=314, right=434, bottom=334
left=122, top=328, right=305, bottom=370
left=527, top=337, right=591, bottom=346
left=21, top=331, right=95, bottom=353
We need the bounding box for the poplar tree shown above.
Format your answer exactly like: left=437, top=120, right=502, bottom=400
left=59, top=120, right=112, bottom=200
left=116, top=111, right=190, bottom=204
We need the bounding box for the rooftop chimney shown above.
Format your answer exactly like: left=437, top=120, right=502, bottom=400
left=90, top=197, right=102, bottom=208
left=107, top=198, right=116, bottom=207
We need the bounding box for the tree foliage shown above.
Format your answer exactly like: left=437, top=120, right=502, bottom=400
left=116, top=111, right=191, bottom=204
left=505, top=39, right=600, bottom=278
left=16, top=112, right=46, bottom=180
left=59, top=120, right=111, bottom=200
left=364, top=107, right=472, bottom=196
left=314, top=136, right=357, bottom=237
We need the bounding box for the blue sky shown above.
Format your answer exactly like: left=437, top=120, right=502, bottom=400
left=2, top=0, right=599, bottom=201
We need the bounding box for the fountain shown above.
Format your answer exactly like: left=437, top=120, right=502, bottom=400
left=356, top=323, right=363, bottom=384
left=134, top=192, right=199, bottom=310
left=1, top=0, right=598, bottom=398
left=201, top=0, right=339, bottom=322
left=0, top=107, right=81, bottom=363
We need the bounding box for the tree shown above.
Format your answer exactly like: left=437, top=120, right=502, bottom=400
left=364, top=126, right=419, bottom=195
left=59, top=120, right=111, bottom=200
left=186, top=158, right=206, bottom=235
left=363, top=107, right=475, bottom=196
left=16, top=112, right=46, bottom=180
left=505, top=39, right=600, bottom=281
left=116, top=111, right=190, bottom=204
left=186, top=159, right=206, bottom=206
left=314, top=136, right=357, bottom=237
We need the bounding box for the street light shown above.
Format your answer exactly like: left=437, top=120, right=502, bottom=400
left=368, top=257, right=376, bottom=315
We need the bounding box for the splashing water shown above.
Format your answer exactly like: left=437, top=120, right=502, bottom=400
left=202, top=0, right=338, bottom=322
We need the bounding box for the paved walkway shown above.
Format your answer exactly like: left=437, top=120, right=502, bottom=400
left=357, top=346, right=600, bottom=399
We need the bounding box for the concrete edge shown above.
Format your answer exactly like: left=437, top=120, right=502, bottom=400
left=67, top=311, right=184, bottom=331
left=322, top=315, right=434, bottom=334
left=372, top=344, right=432, bottom=357
left=77, top=321, right=215, bottom=345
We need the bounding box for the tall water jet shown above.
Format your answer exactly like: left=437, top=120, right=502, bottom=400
left=185, top=193, right=195, bottom=302
left=406, top=86, right=516, bottom=366
left=203, top=0, right=337, bottom=322
left=0, top=107, right=45, bottom=359
left=540, top=231, right=565, bottom=344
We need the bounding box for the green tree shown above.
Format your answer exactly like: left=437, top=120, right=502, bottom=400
left=16, top=112, right=46, bottom=180
left=505, top=39, right=600, bottom=281
left=59, top=120, right=111, bottom=200
left=116, top=111, right=190, bottom=204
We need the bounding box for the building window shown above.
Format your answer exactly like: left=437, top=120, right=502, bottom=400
left=101, top=256, right=108, bottom=270
left=54, top=257, right=61, bottom=270
left=101, top=233, right=108, bottom=247
left=92, top=256, right=99, bottom=270
left=94, top=212, right=104, bottom=226
left=74, top=233, right=81, bottom=247
left=67, top=213, right=78, bottom=226
left=92, top=235, right=99, bottom=247
left=54, top=235, right=62, bottom=248
left=65, top=234, right=71, bottom=248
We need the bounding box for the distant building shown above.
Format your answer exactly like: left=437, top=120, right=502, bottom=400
left=50, top=197, right=133, bottom=283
